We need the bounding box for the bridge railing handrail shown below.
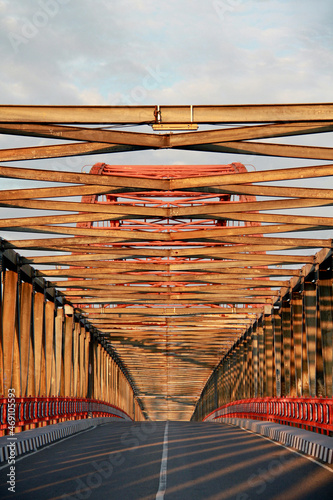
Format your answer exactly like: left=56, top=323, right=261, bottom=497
left=0, top=396, right=132, bottom=431
left=203, top=397, right=333, bottom=434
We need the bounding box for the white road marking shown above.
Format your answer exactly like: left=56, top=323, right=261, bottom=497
left=156, top=421, right=169, bottom=499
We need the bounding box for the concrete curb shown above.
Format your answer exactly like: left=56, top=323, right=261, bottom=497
left=219, top=417, right=333, bottom=464
left=0, top=415, right=130, bottom=463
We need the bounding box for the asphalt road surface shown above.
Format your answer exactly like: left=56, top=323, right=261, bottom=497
left=0, top=421, right=333, bottom=500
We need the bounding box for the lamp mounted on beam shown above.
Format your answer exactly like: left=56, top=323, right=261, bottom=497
left=152, top=104, right=198, bottom=131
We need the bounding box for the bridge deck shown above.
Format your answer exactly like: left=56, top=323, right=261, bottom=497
left=1, top=421, right=333, bottom=499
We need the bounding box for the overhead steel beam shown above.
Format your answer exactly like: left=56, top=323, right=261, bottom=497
left=0, top=103, right=333, bottom=123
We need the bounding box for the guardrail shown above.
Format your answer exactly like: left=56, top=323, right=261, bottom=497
left=0, top=396, right=132, bottom=434
left=204, top=398, right=333, bottom=435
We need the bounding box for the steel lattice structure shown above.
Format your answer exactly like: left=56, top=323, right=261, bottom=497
left=63, top=162, right=264, bottom=420
left=0, top=104, right=333, bottom=422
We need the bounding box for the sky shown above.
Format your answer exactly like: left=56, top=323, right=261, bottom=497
left=1, top=0, right=332, bottom=106
left=0, top=0, right=332, bottom=229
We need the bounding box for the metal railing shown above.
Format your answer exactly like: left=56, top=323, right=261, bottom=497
left=204, top=397, right=333, bottom=435
left=0, top=396, right=132, bottom=432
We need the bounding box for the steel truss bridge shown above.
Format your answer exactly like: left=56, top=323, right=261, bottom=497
left=0, top=104, right=333, bottom=433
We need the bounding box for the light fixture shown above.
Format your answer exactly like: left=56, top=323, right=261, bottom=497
left=152, top=104, right=198, bottom=131
left=152, top=123, right=198, bottom=131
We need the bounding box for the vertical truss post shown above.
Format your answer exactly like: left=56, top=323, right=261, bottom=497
left=44, top=299, right=55, bottom=397
left=101, top=346, right=106, bottom=402
left=87, top=329, right=94, bottom=399
left=282, top=295, right=292, bottom=396
left=27, top=279, right=35, bottom=400
left=133, top=394, right=136, bottom=422
left=99, top=344, right=103, bottom=402
left=233, top=344, right=240, bottom=400
left=110, top=356, right=114, bottom=405
left=72, top=321, right=80, bottom=398
left=318, top=256, right=333, bottom=398
left=246, top=332, right=253, bottom=398
left=101, top=343, right=105, bottom=401
left=225, top=355, right=231, bottom=404
left=33, top=289, right=45, bottom=397
left=273, top=308, right=282, bottom=397
left=40, top=287, right=47, bottom=399
left=231, top=345, right=239, bottom=401
left=78, top=324, right=85, bottom=397
left=108, top=354, right=112, bottom=404
left=86, top=329, right=91, bottom=399
left=252, top=323, right=259, bottom=398
left=106, top=352, right=110, bottom=406
left=2, top=270, right=18, bottom=394
left=90, top=334, right=96, bottom=400
left=258, top=318, right=265, bottom=398
left=95, top=341, right=101, bottom=400
left=214, top=369, right=218, bottom=410
left=63, top=304, right=74, bottom=397
left=54, top=306, right=64, bottom=396
left=0, top=244, right=3, bottom=397
left=291, top=291, right=303, bottom=397
left=239, top=342, right=246, bottom=399
left=116, top=364, right=120, bottom=408
left=19, top=281, right=32, bottom=397
left=12, top=259, right=21, bottom=397
left=264, top=314, right=274, bottom=397
left=304, top=276, right=318, bottom=397
left=223, top=361, right=228, bottom=405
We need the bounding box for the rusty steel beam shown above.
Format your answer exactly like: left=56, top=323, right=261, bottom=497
left=0, top=103, right=333, bottom=123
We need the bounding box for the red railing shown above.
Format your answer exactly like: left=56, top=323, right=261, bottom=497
left=204, top=398, right=333, bottom=435
left=0, top=396, right=132, bottom=433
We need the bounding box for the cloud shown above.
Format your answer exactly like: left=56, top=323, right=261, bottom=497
left=0, top=0, right=332, bottom=106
